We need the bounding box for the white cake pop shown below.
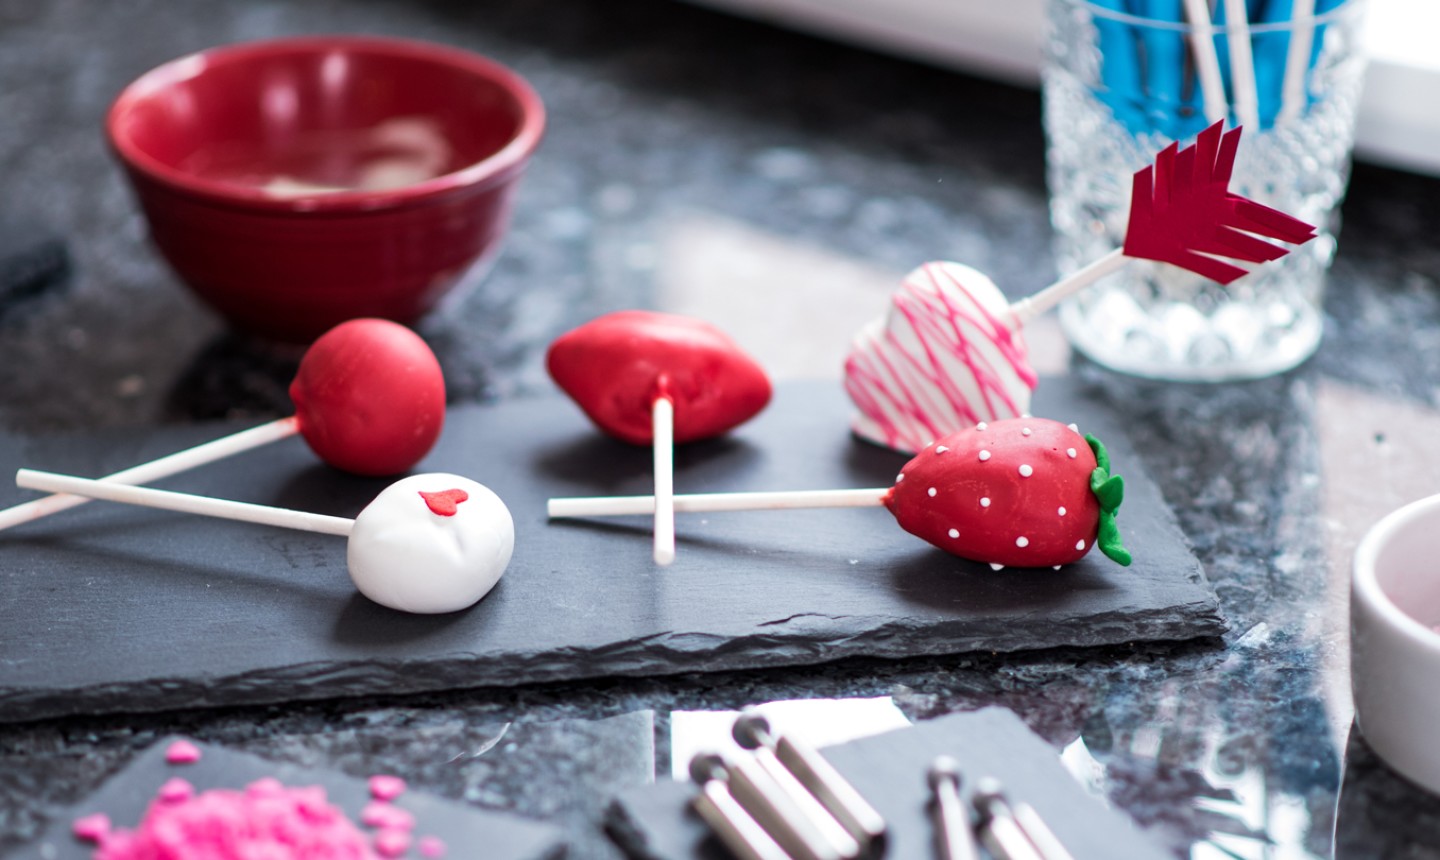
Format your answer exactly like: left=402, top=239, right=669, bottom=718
left=347, top=474, right=514, bottom=614
left=13, top=470, right=514, bottom=616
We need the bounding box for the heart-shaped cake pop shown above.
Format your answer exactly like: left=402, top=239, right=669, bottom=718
left=844, top=262, right=1037, bottom=455
left=546, top=310, right=772, bottom=445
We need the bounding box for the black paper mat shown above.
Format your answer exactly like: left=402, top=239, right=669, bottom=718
left=607, top=707, right=1169, bottom=860
left=4, top=737, right=564, bottom=860
left=0, top=382, right=1222, bottom=722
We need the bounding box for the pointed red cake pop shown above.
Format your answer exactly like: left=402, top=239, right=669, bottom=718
left=547, top=310, right=772, bottom=566
left=547, top=310, right=772, bottom=445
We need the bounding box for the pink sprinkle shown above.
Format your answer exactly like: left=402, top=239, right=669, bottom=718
left=71, top=812, right=110, bottom=843
left=164, top=739, right=202, bottom=765
left=375, top=828, right=413, bottom=858
left=361, top=801, right=416, bottom=831
left=90, top=779, right=378, bottom=859
left=157, top=777, right=194, bottom=803
left=419, top=835, right=448, bottom=858
left=369, top=774, right=407, bottom=801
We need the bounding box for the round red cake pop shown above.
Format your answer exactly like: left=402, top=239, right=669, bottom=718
left=546, top=310, right=772, bottom=446
left=289, top=318, right=447, bottom=476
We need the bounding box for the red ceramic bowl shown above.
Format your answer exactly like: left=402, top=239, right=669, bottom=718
left=107, top=36, right=545, bottom=341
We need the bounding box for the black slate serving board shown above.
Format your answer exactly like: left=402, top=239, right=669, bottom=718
left=607, top=707, right=1169, bottom=860
left=4, top=737, right=565, bottom=860
left=0, top=382, right=1222, bottom=722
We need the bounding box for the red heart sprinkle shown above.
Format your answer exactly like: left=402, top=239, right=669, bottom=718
left=418, top=489, right=469, bottom=516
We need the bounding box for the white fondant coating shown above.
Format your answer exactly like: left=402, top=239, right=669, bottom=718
left=844, top=262, right=1037, bottom=454
left=347, top=473, right=515, bottom=614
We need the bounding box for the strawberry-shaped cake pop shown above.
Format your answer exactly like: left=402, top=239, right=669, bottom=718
left=884, top=418, right=1130, bottom=569
left=547, top=310, right=771, bottom=445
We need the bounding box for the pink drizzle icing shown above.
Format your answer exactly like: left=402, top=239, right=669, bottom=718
left=845, top=262, right=1037, bottom=453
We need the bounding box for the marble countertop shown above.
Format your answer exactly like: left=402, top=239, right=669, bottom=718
left=3, top=0, right=1439, bottom=856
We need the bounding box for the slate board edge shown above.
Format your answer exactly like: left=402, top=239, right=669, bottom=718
left=0, top=599, right=1225, bottom=723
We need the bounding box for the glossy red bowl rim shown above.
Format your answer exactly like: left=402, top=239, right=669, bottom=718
left=105, top=35, right=546, bottom=213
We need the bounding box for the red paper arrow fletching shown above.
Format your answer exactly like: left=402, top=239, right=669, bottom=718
left=1122, top=121, right=1318, bottom=285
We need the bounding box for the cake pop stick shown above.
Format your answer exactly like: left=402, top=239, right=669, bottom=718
left=0, top=318, right=446, bottom=534
left=846, top=121, right=1316, bottom=454
left=547, top=311, right=771, bottom=567
left=15, top=469, right=512, bottom=615
left=551, top=418, right=1130, bottom=570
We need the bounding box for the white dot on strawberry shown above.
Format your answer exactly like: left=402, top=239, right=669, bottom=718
left=928, top=487, right=937, bottom=497
left=936, top=446, right=949, bottom=454
left=978, top=450, right=991, bottom=462
left=1018, top=464, right=1033, bottom=477
left=1067, top=448, right=1077, bottom=458
left=1058, top=507, right=1067, bottom=516
left=977, top=422, right=988, bottom=431
left=1076, top=539, right=1086, bottom=550
left=897, top=473, right=905, bottom=481
left=980, top=497, right=991, bottom=507
left=948, top=528, right=959, bottom=538
left=1022, top=427, right=1032, bottom=436
left=1068, top=423, right=1078, bottom=432
left=1016, top=536, right=1029, bottom=547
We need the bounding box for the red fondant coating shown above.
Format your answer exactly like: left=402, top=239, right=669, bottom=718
left=546, top=311, right=772, bottom=445
left=884, top=418, right=1101, bottom=568
left=290, top=319, right=446, bottom=476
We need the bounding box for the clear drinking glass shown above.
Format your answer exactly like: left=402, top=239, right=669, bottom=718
left=1042, top=0, right=1368, bottom=381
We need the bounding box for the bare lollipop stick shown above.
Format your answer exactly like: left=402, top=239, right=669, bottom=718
left=13, top=469, right=515, bottom=615
left=549, top=488, right=886, bottom=518
left=653, top=391, right=676, bottom=566
left=0, top=417, right=298, bottom=533
left=16, top=469, right=353, bottom=536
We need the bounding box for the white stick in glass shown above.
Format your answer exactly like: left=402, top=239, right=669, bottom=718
left=1278, top=0, right=1317, bottom=123
left=1182, top=0, right=1231, bottom=125
left=1222, top=0, right=1261, bottom=130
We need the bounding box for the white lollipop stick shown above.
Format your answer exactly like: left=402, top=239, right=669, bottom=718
left=549, top=488, right=887, bottom=519
left=0, top=417, right=299, bottom=534
left=1222, top=0, right=1261, bottom=131
left=653, top=394, right=676, bottom=566
left=1182, top=0, right=1230, bottom=125
left=15, top=468, right=352, bottom=536
left=1278, top=0, right=1316, bottom=123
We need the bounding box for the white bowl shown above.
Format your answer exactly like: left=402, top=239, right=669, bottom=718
left=1352, top=492, right=1440, bottom=794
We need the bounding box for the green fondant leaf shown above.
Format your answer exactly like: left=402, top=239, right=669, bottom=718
left=1093, top=474, right=1125, bottom=512
left=1085, top=433, right=1111, bottom=475
left=1084, top=432, right=1131, bottom=566
left=1098, top=513, right=1133, bottom=566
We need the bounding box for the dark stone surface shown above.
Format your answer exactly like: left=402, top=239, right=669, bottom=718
left=3, top=0, right=1440, bottom=858
left=0, top=382, right=1219, bottom=723
left=9, top=737, right=565, bottom=860
left=610, top=707, right=1170, bottom=860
